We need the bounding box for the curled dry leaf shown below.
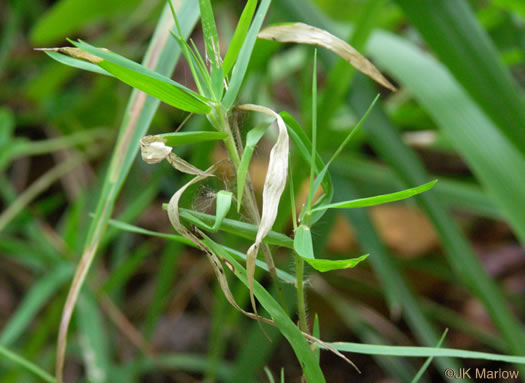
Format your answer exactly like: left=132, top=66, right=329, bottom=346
left=258, top=23, right=396, bottom=92
left=140, top=135, right=210, bottom=176
left=166, top=166, right=267, bottom=326
left=236, top=104, right=289, bottom=321
left=140, top=135, right=172, bottom=164
left=166, top=166, right=358, bottom=372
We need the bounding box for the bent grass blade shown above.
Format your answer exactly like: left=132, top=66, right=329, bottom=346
left=53, top=3, right=200, bottom=382
left=258, top=22, right=396, bottom=91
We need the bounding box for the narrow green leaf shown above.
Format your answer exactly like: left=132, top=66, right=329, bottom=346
left=43, top=51, right=111, bottom=76
left=144, top=242, right=182, bottom=339
left=106, top=218, right=296, bottom=284
left=328, top=342, right=525, bottom=364
left=305, top=49, right=318, bottom=216
left=306, top=95, right=379, bottom=219
left=212, top=191, right=233, bottom=231
left=394, top=0, right=525, bottom=157
left=70, top=40, right=212, bottom=113
left=264, top=367, right=276, bottom=383
left=0, top=264, right=72, bottom=346
left=222, top=0, right=271, bottom=109
left=198, top=0, right=224, bottom=98
left=198, top=0, right=221, bottom=69
left=158, top=131, right=228, bottom=147
left=334, top=176, right=459, bottom=372
left=202, top=236, right=326, bottom=383
left=333, top=155, right=502, bottom=219
left=366, top=30, right=525, bottom=245
left=313, top=314, right=320, bottom=363
left=303, top=254, right=369, bottom=273
left=293, top=225, right=314, bottom=259
left=0, top=344, right=56, bottom=383
left=281, top=112, right=333, bottom=224
left=364, top=29, right=525, bottom=355
left=312, top=180, right=437, bottom=212
left=223, top=0, right=258, bottom=75
left=411, top=329, right=448, bottom=383
left=178, top=209, right=294, bottom=249
left=317, top=0, right=387, bottom=126
left=237, top=122, right=269, bottom=210
left=77, top=291, right=110, bottom=383
left=102, top=244, right=150, bottom=293
left=52, top=3, right=201, bottom=381
left=169, top=3, right=212, bottom=98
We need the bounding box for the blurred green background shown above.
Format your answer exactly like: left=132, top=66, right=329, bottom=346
left=1, top=0, right=525, bottom=381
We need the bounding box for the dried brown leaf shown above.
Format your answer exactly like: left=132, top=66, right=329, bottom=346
left=236, top=104, right=289, bottom=324
left=140, top=135, right=210, bottom=176
left=258, top=22, right=396, bottom=91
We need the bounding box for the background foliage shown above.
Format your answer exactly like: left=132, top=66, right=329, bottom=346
left=1, top=0, right=525, bottom=381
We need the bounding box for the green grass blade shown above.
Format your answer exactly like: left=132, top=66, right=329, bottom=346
left=411, top=329, right=448, bottom=383
left=202, top=236, right=326, bottom=383
left=305, top=49, right=318, bottom=215
left=0, top=264, right=72, bottom=346
left=43, top=51, right=111, bottom=76
left=230, top=318, right=284, bottom=383
left=394, top=0, right=525, bottom=157
left=320, top=285, right=417, bottom=382
left=335, top=176, right=460, bottom=374
left=0, top=344, right=56, bottom=383
left=305, top=94, right=378, bottom=221
left=312, top=180, right=437, bottom=211
left=212, top=190, right=233, bottom=231
left=264, top=367, right=276, bottom=383
left=69, top=40, right=211, bottom=113
left=159, top=131, right=228, bottom=146
left=222, top=0, right=271, bottom=110
left=169, top=2, right=211, bottom=97
left=294, top=225, right=314, bottom=259
left=236, top=122, right=269, bottom=211
left=364, top=29, right=525, bottom=355
left=313, top=314, right=320, bottom=363
left=107, top=218, right=296, bottom=283
left=197, top=0, right=224, bottom=99
left=223, top=0, right=257, bottom=75
left=317, top=0, right=387, bottom=126
left=328, top=342, right=525, bottom=364
left=366, top=30, right=525, bottom=243
left=123, top=353, right=233, bottom=381
left=198, top=0, right=221, bottom=70
left=77, top=291, right=111, bottom=383
left=333, top=155, right=502, bottom=219
left=143, top=242, right=182, bottom=339
left=281, top=112, right=333, bottom=224
left=102, top=244, right=150, bottom=293
left=179, top=209, right=294, bottom=249
left=53, top=2, right=200, bottom=381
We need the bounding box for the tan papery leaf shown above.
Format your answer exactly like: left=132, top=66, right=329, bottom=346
left=258, top=22, right=396, bottom=91
left=236, top=104, right=290, bottom=322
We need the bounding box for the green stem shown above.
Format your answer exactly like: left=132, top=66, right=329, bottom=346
left=295, top=255, right=308, bottom=333
left=289, top=161, right=309, bottom=333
